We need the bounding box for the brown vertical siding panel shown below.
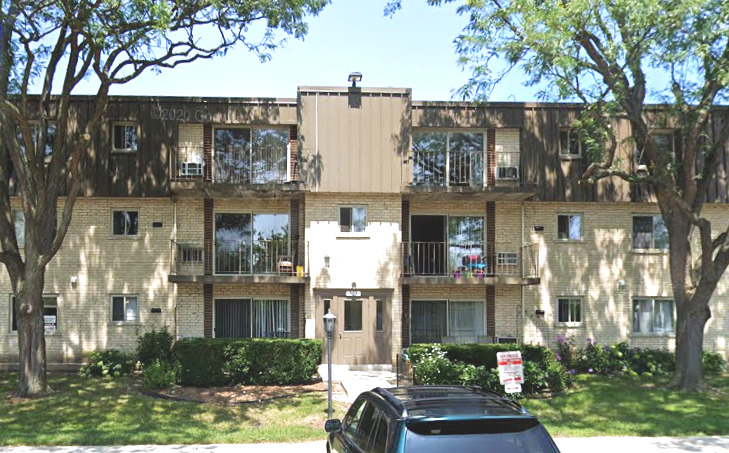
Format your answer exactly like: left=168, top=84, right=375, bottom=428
left=289, top=125, right=298, bottom=181
left=487, top=128, right=496, bottom=186
left=402, top=199, right=410, bottom=274
left=204, top=284, right=213, bottom=338
left=402, top=285, right=410, bottom=348
left=486, top=286, right=496, bottom=337
left=203, top=124, right=212, bottom=182
left=204, top=198, right=214, bottom=275
left=486, top=202, right=496, bottom=275
left=290, top=197, right=301, bottom=271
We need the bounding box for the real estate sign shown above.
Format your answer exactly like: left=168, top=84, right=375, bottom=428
left=497, top=351, right=524, bottom=393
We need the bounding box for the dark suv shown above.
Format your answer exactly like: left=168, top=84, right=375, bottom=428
left=325, top=386, right=560, bottom=453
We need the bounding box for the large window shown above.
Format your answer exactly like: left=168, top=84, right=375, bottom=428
left=215, top=212, right=289, bottom=274
left=112, top=123, right=138, bottom=152
left=11, top=296, right=58, bottom=333
left=633, top=298, right=674, bottom=334
left=557, top=297, right=583, bottom=325
left=112, top=210, right=139, bottom=236
left=340, top=206, right=367, bottom=233
left=636, top=132, right=675, bottom=167
left=412, top=131, right=484, bottom=186
left=111, top=295, right=138, bottom=323
left=214, top=298, right=289, bottom=338
left=559, top=129, right=583, bottom=157
left=214, top=127, right=289, bottom=183
left=632, top=215, right=668, bottom=250
left=557, top=214, right=582, bottom=241
left=411, top=300, right=485, bottom=344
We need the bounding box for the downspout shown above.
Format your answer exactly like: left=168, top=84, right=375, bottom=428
left=173, top=197, right=179, bottom=340
left=521, top=202, right=525, bottom=343
left=315, top=92, right=319, bottom=193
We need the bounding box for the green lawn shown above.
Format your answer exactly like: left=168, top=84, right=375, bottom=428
left=2, top=372, right=728, bottom=446
left=0, top=372, right=348, bottom=446
left=523, top=373, right=729, bottom=437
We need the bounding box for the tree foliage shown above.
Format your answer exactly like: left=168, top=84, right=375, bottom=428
left=0, top=0, right=327, bottom=397
left=393, top=0, right=729, bottom=390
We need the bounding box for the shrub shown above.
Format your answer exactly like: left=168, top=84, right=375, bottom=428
left=143, top=359, right=176, bottom=390
left=555, top=334, right=577, bottom=369
left=703, top=352, right=727, bottom=374
left=461, top=364, right=501, bottom=393
left=80, top=349, right=135, bottom=378
left=174, top=339, right=228, bottom=386
left=137, top=326, right=175, bottom=367
left=413, top=345, right=465, bottom=385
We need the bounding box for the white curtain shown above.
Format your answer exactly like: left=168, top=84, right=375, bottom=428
left=449, top=301, right=484, bottom=344
left=253, top=299, right=289, bottom=338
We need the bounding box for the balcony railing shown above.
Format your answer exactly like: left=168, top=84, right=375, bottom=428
left=170, top=146, right=295, bottom=184
left=412, top=149, right=523, bottom=186
left=402, top=242, right=539, bottom=279
left=171, top=239, right=308, bottom=277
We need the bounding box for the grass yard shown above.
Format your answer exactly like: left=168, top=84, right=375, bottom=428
left=523, top=373, right=729, bottom=437
left=0, top=372, right=348, bottom=446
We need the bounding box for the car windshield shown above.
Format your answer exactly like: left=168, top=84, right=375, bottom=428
left=404, top=417, right=559, bottom=453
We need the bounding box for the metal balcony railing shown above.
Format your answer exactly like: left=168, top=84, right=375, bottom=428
left=411, top=149, right=523, bottom=186
left=170, top=145, right=296, bottom=183
left=171, top=239, right=308, bottom=277
left=402, top=242, right=539, bottom=279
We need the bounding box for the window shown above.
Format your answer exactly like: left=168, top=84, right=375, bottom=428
left=632, top=215, right=668, bottom=250
left=214, top=127, right=289, bottom=183
left=633, top=298, right=674, bottom=334
left=497, top=252, right=518, bottom=266
left=12, top=210, right=25, bottom=248
left=11, top=296, right=58, bottom=333
left=557, top=214, right=582, bottom=240
left=636, top=132, right=675, bottom=167
left=344, top=299, right=363, bottom=331
left=376, top=299, right=384, bottom=331
left=112, top=123, right=138, bottom=152
left=340, top=206, right=366, bottom=233
left=111, top=295, right=138, bottom=322
left=557, top=297, right=583, bottom=325
left=411, top=300, right=485, bottom=344
left=559, top=129, right=582, bottom=157
left=215, top=212, right=289, bottom=275
left=412, top=131, right=485, bottom=186
left=112, top=210, right=139, bottom=236
left=214, top=298, right=289, bottom=338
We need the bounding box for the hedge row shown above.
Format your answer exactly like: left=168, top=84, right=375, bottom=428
left=174, top=338, right=322, bottom=386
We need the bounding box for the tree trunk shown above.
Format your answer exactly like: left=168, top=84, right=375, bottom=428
left=672, top=301, right=710, bottom=391
left=15, top=269, right=48, bottom=397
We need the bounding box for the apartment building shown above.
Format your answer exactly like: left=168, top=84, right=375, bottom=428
left=2, top=82, right=728, bottom=365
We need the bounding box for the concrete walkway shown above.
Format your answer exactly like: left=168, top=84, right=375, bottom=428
left=316, top=364, right=396, bottom=402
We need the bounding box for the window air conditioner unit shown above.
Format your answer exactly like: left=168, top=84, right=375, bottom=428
left=180, top=161, right=203, bottom=177
left=497, top=165, right=519, bottom=180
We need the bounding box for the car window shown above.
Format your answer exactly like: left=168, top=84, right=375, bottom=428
left=343, top=398, right=367, bottom=439
left=368, top=412, right=389, bottom=453
left=403, top=418, right=558, bottom=453
left=353, top=402, right=377, bottom=448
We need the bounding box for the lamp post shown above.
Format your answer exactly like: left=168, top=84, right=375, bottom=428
left=323, top=309, right=337, bottom=419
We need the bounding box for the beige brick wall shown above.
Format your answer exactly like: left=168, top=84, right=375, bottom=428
left=520, top=201, right=729, bottom=357
left=1, top=197, right=176, bottom=362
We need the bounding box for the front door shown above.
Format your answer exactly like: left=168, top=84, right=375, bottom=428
left=319, top=296, right=391, bottom=365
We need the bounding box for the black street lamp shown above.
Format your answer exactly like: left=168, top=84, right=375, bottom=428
left=323, top=309, right=337, bottom=419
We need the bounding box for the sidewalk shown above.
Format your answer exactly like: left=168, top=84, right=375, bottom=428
left=316, top=364, right=396, bottom=402
left=1, top=437, right=729, bottom=453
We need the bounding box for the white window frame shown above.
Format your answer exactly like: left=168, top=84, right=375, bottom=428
left=557, top=213, right=583, bottom=241
left=633, top=298, right=675, bottom=335
left=559, top=129, right=583, bottom=158
left=632, top=214, right=668, bottom=250
left=212, top=296, right=290, bottom=338
left=339, top=205, right=367, bottom=233
left=111, top=295, right=138, bottom=323
left=496, top=252, right=518, bottom=266
left=556, top=297, right=583, bottom=327
left=112, top=210, right=139, bottom=237
left=112, top=122, right=138, bottom=152
left=10, top=295, right=59, bottom=333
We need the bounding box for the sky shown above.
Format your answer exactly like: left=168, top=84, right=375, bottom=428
left=72, top=0, right=540, bottom=102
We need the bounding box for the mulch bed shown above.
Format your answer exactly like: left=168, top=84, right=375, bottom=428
left=146, top=380, right=348, bottom=405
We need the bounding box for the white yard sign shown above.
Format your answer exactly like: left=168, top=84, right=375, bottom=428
left=497, top=351, right=524, bottom=388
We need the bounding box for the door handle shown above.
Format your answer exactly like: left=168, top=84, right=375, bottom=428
left=339, top=333, right=342, bottom=339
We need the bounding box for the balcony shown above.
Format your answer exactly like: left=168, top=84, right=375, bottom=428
left=412, top=149, right=485, bottom=187
left=402, top=242, right=540, bottom=285
left=169, top=239, right=309, bottom=284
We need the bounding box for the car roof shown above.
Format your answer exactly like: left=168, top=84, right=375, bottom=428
left=371, top=386, right=530, bottom=420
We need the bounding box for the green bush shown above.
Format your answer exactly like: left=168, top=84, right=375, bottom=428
left=174, top=338, right=322, bottom=386
left=137, top=326, right=175, bottom=367
left=79, top=349, right=135, bottom=378
left=413, top=345, right=465, bottom=385
left=143, top=359, right=177, bottom=390
left=174, top=339, right=228, bottom=386
left=703, top=352, right=727, bottom=374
